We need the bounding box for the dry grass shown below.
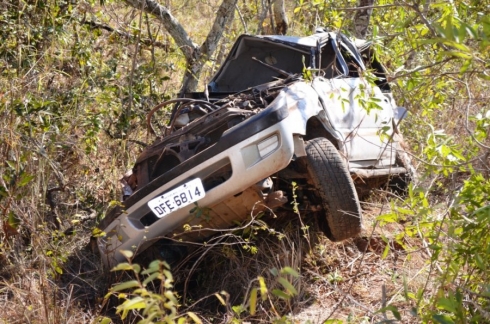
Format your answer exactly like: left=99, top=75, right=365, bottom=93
left=0, top=197, right=433, bottom=323
left=0, top=224, right=101, bottom=323
left=295, top=201, right=431, bottom=323
left=96, top=199, right=431, bottom=323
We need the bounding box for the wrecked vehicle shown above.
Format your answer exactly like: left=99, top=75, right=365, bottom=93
left=98, top=30, right=411, bottom=266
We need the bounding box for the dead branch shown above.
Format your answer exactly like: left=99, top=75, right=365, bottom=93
left=83, top=20, right=170, bottom=51
left=122, top=0, right=197, bottom=62
left=122, top=0, right=238, bottom=93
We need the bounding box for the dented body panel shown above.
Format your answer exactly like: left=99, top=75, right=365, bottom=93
left=98, top=31, right=410, bottom=266
left=312, top=77, right=397, bottom=167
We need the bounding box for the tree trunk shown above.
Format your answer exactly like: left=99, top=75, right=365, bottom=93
left=181, top=0, right=237, bottom=94
left=256, top=0, right=268, bottom=34
left=122, top=0, right=238, bottom=94
left=272, top=0, right=288, bottom=35
left=353, top=0, right=374, bottom=39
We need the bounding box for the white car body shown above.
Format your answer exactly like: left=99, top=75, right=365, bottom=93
left=98, top=31, right=409, bottom=267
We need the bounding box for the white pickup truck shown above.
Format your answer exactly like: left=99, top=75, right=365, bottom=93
left=97, top=30, right=411, bottom=267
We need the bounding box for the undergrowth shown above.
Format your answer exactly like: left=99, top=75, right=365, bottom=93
left=1, top=0, right=490, bottom=323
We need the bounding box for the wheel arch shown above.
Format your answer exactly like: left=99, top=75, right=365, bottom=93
left=304, top=116, right=340, bottom=149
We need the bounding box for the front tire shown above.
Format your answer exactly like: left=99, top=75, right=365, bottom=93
left=305, top=138, right=362, bottom=241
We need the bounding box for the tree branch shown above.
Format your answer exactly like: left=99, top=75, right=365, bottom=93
left=123, top=0, right=238, bottom=93
left=122, top=0, right=197, bottom=61
left=389, top=57, right=455, bottom=81
left=83, top=20, right=170, bottom=50
left=339, top=3, right=404, bottom=11
left=201, top=0, right=238, bottom=58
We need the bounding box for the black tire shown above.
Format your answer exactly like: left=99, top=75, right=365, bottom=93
left=305, top=138, right=362, bottom=241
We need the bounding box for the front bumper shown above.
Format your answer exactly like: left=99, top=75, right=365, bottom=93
left=98, top=108, right=298, bottom=267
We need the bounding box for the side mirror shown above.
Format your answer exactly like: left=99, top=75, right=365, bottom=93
left=394, top=106, right=408, bottom=122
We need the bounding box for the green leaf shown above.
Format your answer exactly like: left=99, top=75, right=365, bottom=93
left=376, top=305, right=401, bottom=320
left=214, top=293, right=226, bottom=306
left=195, top=209, right=202, bottom=218
left=132, top=264, right=141, bottom=274
left=141, top=260, right=161, bottom=275
left=232, top=304, right=245, bottom=315
left=432, top=314, right=455, bottom=324
left=8, top=212, right=20, bottom=229
left=111, top=263, right=133, bottom=272
left=258, top=276, right=268, bottom=301
left=429, top=243, right=442, bottom=251
left=132, top=288, right=148, bottom=296
left=117, top=297, right=146, bottom=319
left=6, top=160, right=16, bottom=170
left=142, top=272, right=160, bottom=287
left=164, top=291, right=178, bottom=305
left=478, top=73, right=490, bottom=81
left=92, top=227, right=106, bottom=237
left=475, top=254, right=486, bottom=271
left=120, top=250, right=134, bottom=259
left=437, top=297, right=457, bottom=313
left=377, top=213, right=398, bottom=223
left=163, top=268, right=173, bottom=280
left=272, top=289, right=291, bottom=300
left=249, top=288, right=257, bottom=315
left=382, top=243, right=390, bottom=259
left=93, top=316, right=112, bottom=324
left=396, top=207, right=414, bottom=215
left=402, top=275, right=410, bottom=301
left=441, top=50, right=472, bottom=60
left=278, top=277, right=297, bottom=296
left=280, top=266, right=299, bottom=277
left=143, top=311, right=159, bottom=322
left=460, top=59, right=471, bottom=74
left=18, top=172, right=34, bottom=187
left=187, top=312, right=202, bottom=324
left=111, top=280, right=140, bottom=292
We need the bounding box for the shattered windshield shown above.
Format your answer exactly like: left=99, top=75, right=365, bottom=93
left=208, top=35, right=362, bottom=93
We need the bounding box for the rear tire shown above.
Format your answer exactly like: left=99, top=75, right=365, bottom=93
left=305, top=138, right=362, bottom=241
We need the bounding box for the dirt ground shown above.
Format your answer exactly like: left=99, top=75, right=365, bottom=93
left=1, top=194, right=429, bottom=324
left=291, top=202, right=429, bottom=323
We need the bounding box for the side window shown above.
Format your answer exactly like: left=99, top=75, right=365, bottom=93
left=360, top=48, right=391, bottom=92
left=340, top=47, right=362, bottom=78
left=318, top=38, right=354, bottom=79
left=319, top=45, right=342, bottom=78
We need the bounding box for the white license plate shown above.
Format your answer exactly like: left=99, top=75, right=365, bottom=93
left=148, top=178, right=205, bottom=218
